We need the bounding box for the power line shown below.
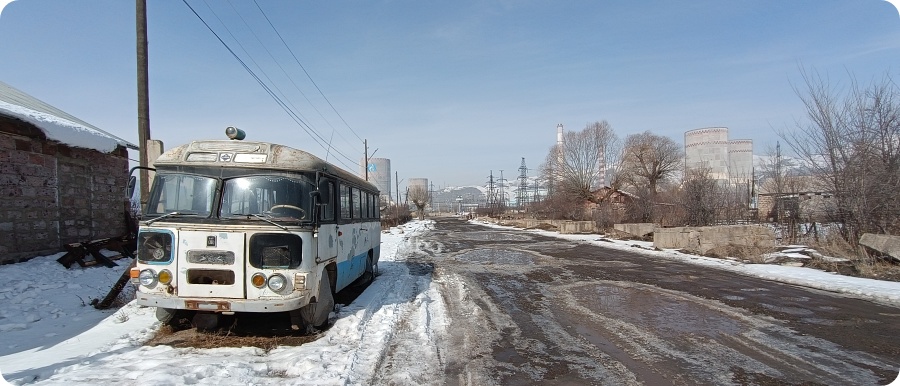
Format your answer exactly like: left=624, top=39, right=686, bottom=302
left=225, top=0, right=361, bottom=156
left=199, top=0, right=359, bottom=167
left=252, top=0, right=364, bottom=143
left=181, top=0, right=359, bottom=172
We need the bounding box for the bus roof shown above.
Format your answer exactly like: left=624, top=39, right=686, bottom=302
left=154, top=140, right=377, bottom=191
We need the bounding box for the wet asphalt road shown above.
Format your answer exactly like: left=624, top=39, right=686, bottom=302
left=411, top=217, right=900, bottom=385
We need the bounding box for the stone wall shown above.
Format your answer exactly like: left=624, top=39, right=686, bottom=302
left=0, top=117, right=128, bottom=263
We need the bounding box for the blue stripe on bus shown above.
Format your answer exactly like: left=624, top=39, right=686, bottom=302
left=335, top=250, right=370, bottom=291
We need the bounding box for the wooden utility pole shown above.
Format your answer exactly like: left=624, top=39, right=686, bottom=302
left=136, top=0, right=151, bottom=209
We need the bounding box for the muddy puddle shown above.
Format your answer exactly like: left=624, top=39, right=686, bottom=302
left=452, top=248, right=536, bottom=265
left=573, top=283, right=745, bottom=339
left=457, top=231, right=533, bottom=242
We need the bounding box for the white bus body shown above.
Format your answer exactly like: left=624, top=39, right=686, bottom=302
left=131, top=136, right=380, bottom=331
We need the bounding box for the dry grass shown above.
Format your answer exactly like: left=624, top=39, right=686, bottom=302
left=705, top=243, right=776, bottom=263
left=146, top=323, right=320, bottom=351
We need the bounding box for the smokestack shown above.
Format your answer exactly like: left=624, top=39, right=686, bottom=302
left=556, top=124, right=563, bottom=146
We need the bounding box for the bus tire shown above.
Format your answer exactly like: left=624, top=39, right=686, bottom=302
left=192, top=312, right=220, bottom=332
left=299, top=273, right=334, bottom=331
left=364, top=255, right=376, bottom=284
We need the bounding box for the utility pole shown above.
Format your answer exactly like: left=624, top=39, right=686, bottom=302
left=364, top=139, right=368, bottom=181
left=136, top=0, right=151, bottom=210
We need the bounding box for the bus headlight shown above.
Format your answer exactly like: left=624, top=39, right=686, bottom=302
left=251, top=272, right=266, bottom=288
left=139, top=269, right=157, bottom=287
left=267, top=273, right=287, bottom=292
left=158, top=269, right=173, bottom=285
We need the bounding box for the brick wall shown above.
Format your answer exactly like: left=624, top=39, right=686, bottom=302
left=0, top=116, right=128, bottom=264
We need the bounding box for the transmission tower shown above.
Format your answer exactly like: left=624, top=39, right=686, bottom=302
left=486, top=170, right=496, bottom=214
left=517, top=157, right=528, bottom=209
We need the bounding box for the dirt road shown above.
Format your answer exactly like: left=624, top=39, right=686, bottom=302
left=396, top=217, right=899, bottom=385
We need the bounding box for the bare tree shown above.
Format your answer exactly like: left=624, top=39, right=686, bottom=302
left=681, top=166, right=719, bottom=226
left=540, top=121, right=622, bottom=202
left=780, top=69, right=900, bottom=244
left=619, top=131, right=683, bottom=222
left=408, top=185, right=430, bottom=220
left=537, top=121, right=625, bottom=221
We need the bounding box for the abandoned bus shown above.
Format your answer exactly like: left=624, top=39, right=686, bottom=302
left=130, top=128, right=380, bottom=332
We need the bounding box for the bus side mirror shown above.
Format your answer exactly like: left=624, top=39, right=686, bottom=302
left=309, top=191, right=322, bottom=224
left=127, top=176, right=137, bottom=198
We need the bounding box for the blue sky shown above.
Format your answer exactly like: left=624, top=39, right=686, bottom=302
left=1, top=0, right=898, bottom=187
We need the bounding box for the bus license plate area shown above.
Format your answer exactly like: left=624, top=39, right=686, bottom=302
left=184, top=300, right=231, bottom=311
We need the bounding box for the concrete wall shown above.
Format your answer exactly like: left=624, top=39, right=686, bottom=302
left=0, top=119, right=129, bottom=263
left=614, top=223, right=655, bottom=237
left=559, top=221, right=596, bottom=234
left=654, top=225, right=775, bottom=255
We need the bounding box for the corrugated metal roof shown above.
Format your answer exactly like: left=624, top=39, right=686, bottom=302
left=0, top=80, right=138, bottom=150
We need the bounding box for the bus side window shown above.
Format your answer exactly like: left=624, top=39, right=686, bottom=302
left=361, top=191, right=369, bottom=219
left=320, top=180, right=335, bottom=221
left=340, top=184, right=351, bottom=220
left=352, top=188, right=362, bottom=219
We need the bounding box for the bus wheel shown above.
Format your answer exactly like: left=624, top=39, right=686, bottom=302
left=294, top=273, right=335, bottom=333
left=156, top=308, right=191, bottom=329
left=192, top=312, right=220, bottom=331
left=364, top=256, right=376, bottom=284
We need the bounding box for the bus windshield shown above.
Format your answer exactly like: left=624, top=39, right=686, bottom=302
left=146, top=173, right=217, bottom=217
left=221, top=174, right=315, bottom=221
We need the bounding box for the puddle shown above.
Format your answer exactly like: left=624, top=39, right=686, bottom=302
left=760, top=304, right=814, bottom=316
left=800, top=318, right=836, bottom=326
left=405, top=262, right=434, bottom=276
left=576, top=284, right=744, bottom=339
left=589, top=261, right=640, bottom=268
left=723, top=295, right=745, bottom=301
left=452, top=248, right=535, bottom=265
left=740, top=288, right=771, bottom=292
left=459, top=231, right=533, bottom=242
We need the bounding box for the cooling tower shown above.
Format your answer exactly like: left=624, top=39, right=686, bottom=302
left=361, top=157, right=391, bottom=199
left=685, top=127, right=729, bottom=180
left=728, top=139, right=753, bottom=180
left=408, top=178, right=428, bottom=190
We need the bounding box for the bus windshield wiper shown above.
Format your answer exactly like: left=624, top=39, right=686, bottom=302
left=145, top=211, right=198, bottom=225
left=249, top=213, right=290, bottom=232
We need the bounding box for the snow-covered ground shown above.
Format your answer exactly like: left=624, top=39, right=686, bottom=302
left=0, top=221, right=444, bottom=385
left=1, top=219, right=899, bottom=385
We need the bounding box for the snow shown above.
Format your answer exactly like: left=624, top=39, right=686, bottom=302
left=0, top=100, right=121, bottom=153
left=1, top=219, right=899, bottom=385
left=0, top=221, right=444, bottom=385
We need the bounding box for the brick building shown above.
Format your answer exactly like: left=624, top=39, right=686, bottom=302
left=0, top=81, right=137, bottom=263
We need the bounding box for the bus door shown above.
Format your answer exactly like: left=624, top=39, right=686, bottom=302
left=316, top=179, right=338, bottom=265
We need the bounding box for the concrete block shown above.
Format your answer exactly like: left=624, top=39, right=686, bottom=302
left=613, top=223, right=656, bottom=237
left=859, top=233, right=900, bottom=261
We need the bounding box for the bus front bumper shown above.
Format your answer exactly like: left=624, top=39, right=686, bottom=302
left=136, top=292, right=310, bottom=313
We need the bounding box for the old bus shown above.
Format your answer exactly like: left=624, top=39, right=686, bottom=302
left=131, top=128, right=380, bottom=332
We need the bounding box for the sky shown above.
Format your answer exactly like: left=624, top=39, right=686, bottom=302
left=1, top=219, right=898, bottom=384
left=0, top=0, right=898, bottom=187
